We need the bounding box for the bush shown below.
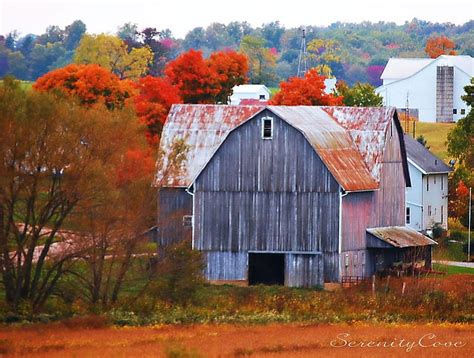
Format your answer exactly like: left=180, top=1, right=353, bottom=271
left=153, top=240, right=205, bottom=306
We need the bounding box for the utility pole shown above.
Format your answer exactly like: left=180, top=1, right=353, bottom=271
left=468, top=187, right=472, bottom=262
left=297, top=28, right=308, bottom=78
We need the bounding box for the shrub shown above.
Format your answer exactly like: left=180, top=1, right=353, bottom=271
left=153, top=240, right=205, bottom=306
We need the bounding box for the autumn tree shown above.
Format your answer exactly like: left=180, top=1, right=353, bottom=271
left=74, top=34, right=153, bottom=80
left=425, top=36, right=457, bottom=58
left=208, top=50, right=248, bottom=103
left=33, top=63, right=135, bottom=110
left=164, top=49, right=219, bottom=104
left=239, top=35, right=277, bottom=85
left=307, top=38, right=342, bottom=77
left=134, top=75, right=182, bottom=144
left=447, top=79, right=473, bottom=223
left=0, top=77, right=144, bottom=311
left=336, top=81, right=383, bottom=107
left=270, top=68, right=343, bottom=106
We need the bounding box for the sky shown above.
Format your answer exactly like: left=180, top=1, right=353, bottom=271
left=1, top=0, right=473, bottom=38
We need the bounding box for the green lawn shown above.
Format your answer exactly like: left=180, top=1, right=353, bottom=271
left=402, top=121, right=456, bottom=162
left=433, top=263, right=474, bottom=275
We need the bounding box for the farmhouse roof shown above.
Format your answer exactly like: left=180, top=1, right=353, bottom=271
left=381, top=55, right=474, bottom=80
left=367, top=226, right=437, bottom=248
left=232, top=84, right=270, bottom=94
left=156, top=105, right=408, bottom=192
left=404, top=134, right=452, bottom=174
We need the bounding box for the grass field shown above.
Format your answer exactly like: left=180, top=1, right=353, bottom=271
left=433, top=263, right=474, bottom=275
left=0, top=321, right=472, bottom=357
left=400, top=120, right=456, bottom=161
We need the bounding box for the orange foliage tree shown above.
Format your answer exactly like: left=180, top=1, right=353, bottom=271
left=165, top=49, right=219, bottom=104
left=208, top=50, right=248, bottom=103
left=34, top=64, right=135, bottom=110
left=425, top=36, right=457, bottom=58
left=164, top=49, right=248, bottom=104
left=134, top=75, right=182, bottom=144
left=270, top=68, right=343, bottom=106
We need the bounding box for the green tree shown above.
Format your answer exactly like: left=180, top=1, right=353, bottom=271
left=74, top=34, right=153, bottom=80
left=239, top=35, right=277, bottom=85
left=336, top=81, right=383, bottom=107
left=64, top=20, right=86, bottom=51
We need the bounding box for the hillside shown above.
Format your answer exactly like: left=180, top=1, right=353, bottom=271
left=1, top=19, right=472, bottom=86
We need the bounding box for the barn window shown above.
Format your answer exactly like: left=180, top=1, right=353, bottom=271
left=453, top=109, right=457, bottom=114
left=261, top=117, right=273, bottom=139
left=183, top=215, right=193, bottom=227
left=406, top=207, right=411, bottom=224
left=461, top=109, right=466, bottom=115
left=259, top=94, right=266, bottom=100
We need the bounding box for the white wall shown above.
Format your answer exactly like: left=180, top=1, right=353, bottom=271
left=229, top=87, right=270, bottom=105
left=406, top=162, right=423, bottom=231
left=406, top=162, right=449, bottom=231
left=422, top=173, right=449, bottom=230
left=453, top=70, right=471, bottom=121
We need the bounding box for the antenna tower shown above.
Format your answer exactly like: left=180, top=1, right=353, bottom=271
left=297, top=28, right=308, bottom=77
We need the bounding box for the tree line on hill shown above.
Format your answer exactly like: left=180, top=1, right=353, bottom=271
left=1, top=18, right=472, bottom=85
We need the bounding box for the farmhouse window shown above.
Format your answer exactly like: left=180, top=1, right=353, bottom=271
left=259, top=94, right=266, bottom=100
left=441, top=205, right=444, bottom=224
left=441, top=176, right=444, bottom=190
left=183, top=215, right=193, bottom=227
left=426, top=176, right=429, bottom=191
left=461, top=109, right=466, bottom=115
left=428, top=205, right=432, bottom=216
left=434, top=176, right=436, bottom=184
left=406, top=207, right=410, bottom=224
left=453, top=109, right=457, bottom=114
left=262, top=117, right=273, bottom=139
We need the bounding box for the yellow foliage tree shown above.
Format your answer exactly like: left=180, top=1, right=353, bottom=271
left=307, top=39, right=342, bottom=77
left=74, top=34, right=153, bottom=80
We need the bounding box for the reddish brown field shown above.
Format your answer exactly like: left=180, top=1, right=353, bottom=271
left=0, top=322, right=472, bottom=357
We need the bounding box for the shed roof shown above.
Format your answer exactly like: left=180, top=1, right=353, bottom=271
left=367, top=226, right=437, bottom=248
left=232, top=84, right=270, bottom=94
left=404, top=134, right=452, bottom=174
left=156, top=105, right=402, bottom=192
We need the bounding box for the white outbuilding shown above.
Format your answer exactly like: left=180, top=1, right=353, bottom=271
left=376, top=55, right=473, bottom=122
left=229, top=84, right=270, bottom=105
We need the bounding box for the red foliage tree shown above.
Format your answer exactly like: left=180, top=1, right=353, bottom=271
left=270, top=68, right=343, bottom=106
left=115, top=148, right=156, bottom=186
left=425, top=36, right=457, bottom=58
left=33, top=64, right=135, bottom=110
left=134, top=75, right=182, bottom=144
left=208, top=50, right=248, bottom=103
left=164, top=49, right=219, bottom=104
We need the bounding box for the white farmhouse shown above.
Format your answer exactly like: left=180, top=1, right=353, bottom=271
left=229, top=84, right=270, bottom=105
left=404, top=134, right=452, bottom=232
left=376, top=55, right=473, bottom=122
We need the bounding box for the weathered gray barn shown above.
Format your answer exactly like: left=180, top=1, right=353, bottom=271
left=155, top=105, right=436, bottom=287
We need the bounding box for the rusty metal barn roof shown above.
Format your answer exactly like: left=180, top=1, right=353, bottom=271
left=367, top=226, right=437, bottom=248
left=322, top=106, right=396, bottom=183
left=156, top=104, right=398, bottom=191
left=155, top=104, right=264, bottom=187
left=269, top=106, right=378, bottom=191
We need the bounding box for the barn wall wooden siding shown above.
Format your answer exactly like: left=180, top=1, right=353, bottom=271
left=194, top=110, right=340, bottom=285
left=156, top=188, right=193, bottom=246
left=341, top=116, right=407, bottom=277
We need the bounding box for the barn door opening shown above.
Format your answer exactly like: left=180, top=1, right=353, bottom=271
left=248, top=253, right=285, bottom=285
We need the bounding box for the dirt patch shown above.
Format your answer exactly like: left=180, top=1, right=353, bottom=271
left=0, top=322, right=472, bottom=357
